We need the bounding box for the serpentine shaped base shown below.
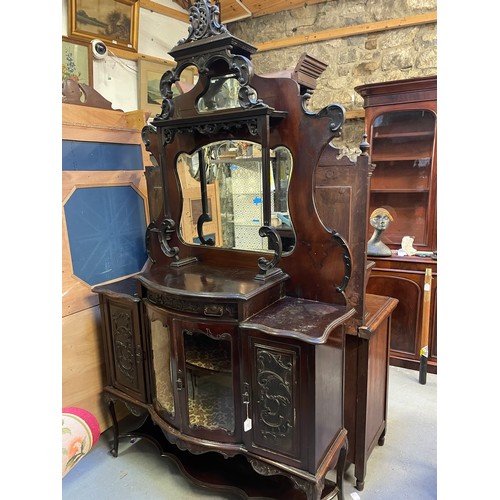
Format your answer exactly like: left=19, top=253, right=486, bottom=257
left=106, top=412, right=343, bottom=499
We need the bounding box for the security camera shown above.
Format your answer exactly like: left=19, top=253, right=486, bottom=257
left=91, top=39, right=108, bottom=59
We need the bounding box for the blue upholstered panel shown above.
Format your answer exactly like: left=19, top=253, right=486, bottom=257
left=64, top=186, right=147, bottom=286
left=62, top=140, right=143, bottom=171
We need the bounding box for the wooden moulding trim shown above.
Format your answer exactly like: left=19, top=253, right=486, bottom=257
left=62, top=104, right=147, bottom=130
left=62, top=122, right=142, bottom=139
left=139, top=0, right=189, bottom=23
left=62, top=107, right=149, bottom=142
left=345, top=109, right=365, bottom=120
left=255, top=11, right=437, bottom=53
left=246, top=0, right=327, bottom=20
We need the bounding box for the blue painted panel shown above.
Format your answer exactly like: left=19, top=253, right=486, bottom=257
left=64, top=186, right=147, bottom=286
left=62, top=140, right=143, bottom=171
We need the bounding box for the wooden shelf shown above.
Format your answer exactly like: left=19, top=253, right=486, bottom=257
left=373, top=130, right=434, bottom=139
left=371, top=188, right=430, bottom=194
left=371, top=153, right=432, bottom=162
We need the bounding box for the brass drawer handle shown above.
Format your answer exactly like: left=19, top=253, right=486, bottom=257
left=204, top=304, right=223, bottom=317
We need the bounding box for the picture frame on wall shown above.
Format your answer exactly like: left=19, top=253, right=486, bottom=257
left=69, top=0, right=140, bottom=52
left=62, top=36, right=93, bottom=87
left=138, top=58, right=196, bottom=115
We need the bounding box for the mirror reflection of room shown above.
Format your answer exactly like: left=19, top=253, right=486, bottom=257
left=197, top=75, right=241, bottom=112
left=177, top=140, right=295, bottom=253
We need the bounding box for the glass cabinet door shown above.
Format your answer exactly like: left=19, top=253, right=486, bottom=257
left=175, top=319, right=237, bottom=439
left=147, top=306, right=176, bottom=422
left=369, top=109, right=436, bottom=249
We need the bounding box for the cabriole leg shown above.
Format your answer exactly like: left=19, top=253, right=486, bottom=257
left=104, top=393, right=119, bottom=457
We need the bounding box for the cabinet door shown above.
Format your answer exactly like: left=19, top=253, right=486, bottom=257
left=174, top=318, right=241, bottom=443
left=241, top=332, right=302, bottom=467
left=368, top=108, right=437, bottom=251
left=102, top=296, right=148, bottom=402
left=367, top=264, right=437, bottom=373
left=146, top=304, right=178, bottom=425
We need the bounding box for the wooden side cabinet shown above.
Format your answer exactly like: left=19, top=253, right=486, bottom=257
left=344, top=294, right=398, bottom=490
left=240, top=297, right=347, bottom=475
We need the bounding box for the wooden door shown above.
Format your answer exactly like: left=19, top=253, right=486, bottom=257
left=240, top=330, right=304, bottom=468
left=100, top=295, right=149, bottom=403
left=173, top=317, right=241, bottom=443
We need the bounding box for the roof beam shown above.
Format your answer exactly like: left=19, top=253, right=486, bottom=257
left=139, top=0, right=189, bottom=23
left=255, top=11, right=437, bottom=52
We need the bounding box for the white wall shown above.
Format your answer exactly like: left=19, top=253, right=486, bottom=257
left=62, top=0, right=189, bottom=111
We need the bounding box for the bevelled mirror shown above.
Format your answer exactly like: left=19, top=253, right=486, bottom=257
left=176, top=140, right=295, bottom=253
left=196, top=75, right=257, bottom=113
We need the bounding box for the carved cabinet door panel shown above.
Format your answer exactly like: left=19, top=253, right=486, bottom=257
left=103, top=296, right=148, bottom=403
left=240, top=330, right=304, bottom=468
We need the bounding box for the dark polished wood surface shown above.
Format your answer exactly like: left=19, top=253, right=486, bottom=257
left=344, top=294, right=398, bottom=491
left=138, top=261, right=288, bottom=298
left=242, top=296, right=355, bottom=343
left=92, top=6, right=402, bottom=498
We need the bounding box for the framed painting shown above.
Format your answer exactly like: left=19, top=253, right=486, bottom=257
left=138, top=58, right=196, bottom=115
left=62, top=36, right=93, bottom=86
left=69, top=0, right=139, bottom=52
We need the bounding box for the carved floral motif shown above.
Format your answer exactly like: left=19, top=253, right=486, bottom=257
left=111, top=310, right=136, bottom=383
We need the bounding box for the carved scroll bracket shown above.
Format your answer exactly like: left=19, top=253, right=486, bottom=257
left=158, top=51, right=259, bottom=121
left=248, top=457, right=324, bottom=499
left=332, top=231, right=352, bottom=294
left=301, top=95, right=345, bottom=137
left=255, top=226, right=284, bottom=281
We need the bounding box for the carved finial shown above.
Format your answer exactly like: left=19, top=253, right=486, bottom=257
left=359, top=133, right=370, bottom=155
left=179, top=0, right=228, bottom=44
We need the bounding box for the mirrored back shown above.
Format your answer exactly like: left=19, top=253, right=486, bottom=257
left=177, top=140, right=295, bottom=253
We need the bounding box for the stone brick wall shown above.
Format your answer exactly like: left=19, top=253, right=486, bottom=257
left=228, top=0, right=437, bottom=157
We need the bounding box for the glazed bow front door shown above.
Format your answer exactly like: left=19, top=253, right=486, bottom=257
left=174, top=318, right=239, bottom=441
left=146, top=301, right=241, bottom=442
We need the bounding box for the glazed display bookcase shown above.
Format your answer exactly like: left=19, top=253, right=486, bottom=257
left=355, top=76, right=437, bottom=252
left=356, top=76, right=437, bottom=373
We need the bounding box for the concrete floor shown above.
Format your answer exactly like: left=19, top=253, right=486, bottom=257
left=62, top=366, right=437, bottom=499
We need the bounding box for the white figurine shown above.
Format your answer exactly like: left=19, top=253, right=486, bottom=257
left=401, top=235, right=418, bottom=256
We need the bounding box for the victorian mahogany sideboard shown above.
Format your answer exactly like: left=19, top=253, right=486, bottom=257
left=92, top=1, right=397, bottom=497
